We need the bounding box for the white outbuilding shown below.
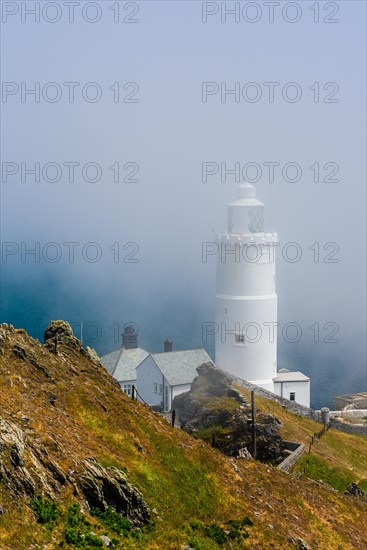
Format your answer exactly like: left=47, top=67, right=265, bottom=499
left=273, top=369, right=310, bottom=407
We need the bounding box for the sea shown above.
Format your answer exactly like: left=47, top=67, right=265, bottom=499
left=1, top=266, right=366, bottom=411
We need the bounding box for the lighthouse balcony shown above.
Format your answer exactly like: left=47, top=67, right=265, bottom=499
left=217, top=232, right=278, bottom=244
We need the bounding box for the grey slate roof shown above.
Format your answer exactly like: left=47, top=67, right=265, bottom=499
left=100, top=347, right=149, bottom=382
left=150, top=349, right=213, bottom=386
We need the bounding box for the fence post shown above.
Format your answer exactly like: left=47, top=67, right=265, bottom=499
left=132, top=385, right=135, bottom=401
left=171, top=409, right=176, bottom=427
left=251, top=390, right=257, bottom=459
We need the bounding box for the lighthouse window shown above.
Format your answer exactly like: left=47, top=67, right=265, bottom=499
left=235, top=333, right=245, bottom=344
left=224, top=307, right=229, bottom=316
left=290, top=392, right=296, bottom=401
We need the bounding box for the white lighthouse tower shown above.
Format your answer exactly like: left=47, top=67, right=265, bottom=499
left=215, top=182, right=278, bottom=392
left=215, top=183, right=310, bottom=406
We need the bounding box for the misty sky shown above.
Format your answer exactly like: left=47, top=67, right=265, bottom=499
left=1, top=1, right=366, bottom=403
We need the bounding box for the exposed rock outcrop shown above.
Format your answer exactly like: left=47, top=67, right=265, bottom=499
left=288, top=535, right=311, bottom=549
left=345, top=482, right=367, bottom=501
left=79, top=458, right=151, bottom=527
left=13, top=343, right=53, bottom=379
left=0, top=416, right=67, bottom=499
left=173, top=363, right=286, bottom=463
left=81, top=346, right=100, bottom=363
left=44, top=320, right=82, bottom=352
left=44, top=321, right=100, bottom=364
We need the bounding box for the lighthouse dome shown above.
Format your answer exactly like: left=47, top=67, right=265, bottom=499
left=227, top=183, right=264, bottom=234
left=237, top=182, right=256, bottom=199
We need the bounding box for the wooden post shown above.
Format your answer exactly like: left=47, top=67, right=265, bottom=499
left=132, top=385, right=135, bottom=401
left=211, top=433, right=216, bottom=448
left=171, top=409, right=176, bottom=427
left=251, top=390, right=256, bottom=459
left=54, top=332, right=58, bottom=354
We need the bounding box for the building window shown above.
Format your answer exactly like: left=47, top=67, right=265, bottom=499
left=123, top=384, right=132, bottom=396
left=235, top=333, right=245, bottom=345
left=290, top=392, right=295, bottom=401
left=224, top=306, right=229, bottom=317
left=154, top=382, right=158, bottom=393
left=159, top=384, right=163, bottom=394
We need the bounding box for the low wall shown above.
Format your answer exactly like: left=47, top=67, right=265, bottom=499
left=277, top=443, right=305, bottom=473
left=329, top=418, right=367, bottom=435
left=232, top=376, right=317, bottom=420
left=329, top=409, right=367, bottom=419
left=232, top=375, right=367, bottom=435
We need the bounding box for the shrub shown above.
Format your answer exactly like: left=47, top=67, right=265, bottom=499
left=186, top=517, right=254, bottom=547
left=91, top=507, right=131, bottom=535
left=62, top=503, right=101, bottom=548
left=189, top=519, right=202, bottom=531
left=204, top=523, right=227, bottom=545
left=241, top=516, right=254, bottom=527
left=188, top=536, right=205, bottom=550
left=30, top=496, right=60, bottom=526
left=64, top=527, right=103, bottom=547
left=66, top=503, right=90, bottom=528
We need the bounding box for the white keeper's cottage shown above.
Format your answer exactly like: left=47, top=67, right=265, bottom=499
left=136, top=348, right=212, bottom=411
left=100, top=327, right=212, bottom=411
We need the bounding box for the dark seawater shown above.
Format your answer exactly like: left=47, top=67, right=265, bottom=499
left=1, top=267, right=365, bottom=410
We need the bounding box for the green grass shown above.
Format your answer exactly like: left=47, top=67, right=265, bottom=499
left=295, top=454, right=357, bottom=491
left=237, top=386, right=367, bottom=492
left=132, top=431, right=222, bottom=522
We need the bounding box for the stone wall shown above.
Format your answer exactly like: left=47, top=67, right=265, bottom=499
left=231, top=375, right=318, bottom=420
left=329, top=409, right=367, bottom=419
left=329, top=418, right=367, bottom=435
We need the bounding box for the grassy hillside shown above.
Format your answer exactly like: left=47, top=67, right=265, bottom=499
left=0, top=323, right=366, bottom=549
left=237, top=387, right=367, bottom=492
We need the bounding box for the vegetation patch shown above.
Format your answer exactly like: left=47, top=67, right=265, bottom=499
left=91, top=507, right=131, bottom=535
left=30, top=496, right=60, bottom=527
left=186, top=516, right=254, bottom=548
left=61, top=503, right=102, bottom=548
